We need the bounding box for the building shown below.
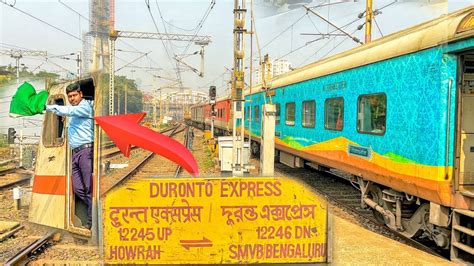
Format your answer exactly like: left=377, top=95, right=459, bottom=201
left=273, top=59, right=292, bottom=77
left=254, top=58, right=292, bottom=85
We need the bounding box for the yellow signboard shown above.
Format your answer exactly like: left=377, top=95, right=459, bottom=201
left=103, top=177, right=330, bottom=264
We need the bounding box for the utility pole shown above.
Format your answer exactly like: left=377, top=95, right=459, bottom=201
left=232, top=0, right=247, bottom=176
left=153, top=94, right=157, bottom=127
left=109, top=33, right=117, bottom=115
left=365, top=0, right=373, bottom=43
left=76, top=51, right=82, bottom=79
left=19, top=129, right=23, bottom=168
left=124, top=82, right=128, bottom=114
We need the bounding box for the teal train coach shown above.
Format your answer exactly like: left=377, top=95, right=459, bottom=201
left=189, top=7, right=474, bottom=261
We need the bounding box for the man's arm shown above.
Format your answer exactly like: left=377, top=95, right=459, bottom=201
left=45, top=101, right=93, bottom=118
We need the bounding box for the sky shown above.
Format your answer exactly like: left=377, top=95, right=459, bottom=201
left=0, top=0, right=473, bottom=135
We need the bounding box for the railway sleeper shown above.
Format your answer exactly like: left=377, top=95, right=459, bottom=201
left=359, top=180, right=452, bottom=251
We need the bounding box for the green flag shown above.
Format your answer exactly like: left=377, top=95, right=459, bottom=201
left=9, top=82, right=49, bottom=117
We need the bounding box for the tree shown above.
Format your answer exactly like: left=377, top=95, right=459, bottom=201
left=36, top=71, right=59, bottom=79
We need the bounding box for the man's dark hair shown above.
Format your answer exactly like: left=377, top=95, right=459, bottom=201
left=66, top=83, right=81, bottom=94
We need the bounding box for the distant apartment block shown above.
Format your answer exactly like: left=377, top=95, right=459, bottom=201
left=255, top=59, right=292, bottom=84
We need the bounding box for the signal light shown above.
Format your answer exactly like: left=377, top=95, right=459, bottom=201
left=209, top=86, right=216, bottom=101
left=8, top=128, right=16, bottom=144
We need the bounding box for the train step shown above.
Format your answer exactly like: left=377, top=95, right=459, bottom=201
left=451, top=209, right=474, bottom=263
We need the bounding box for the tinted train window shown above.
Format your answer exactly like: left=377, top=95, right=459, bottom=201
left=357, top=93, right=386, bottom=135
left=325, top=97, right=344, bottom=131
left=254, top=106, right=260, bottom=122
left=246, top=106, right=250, bottom=122
left=275, top=103, right=280, bottom=125
left=286, top=102, right=295, bottom=126
left=43, top=96, right=66, bottom=147
left=302, top=100, right=315, bottom=128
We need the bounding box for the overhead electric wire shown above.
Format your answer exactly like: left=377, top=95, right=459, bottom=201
left=153, top=0, right=182, bottom=85
left=319, top=28, right=359, bottom=60
left=261, top=12, right=308, bottom=51
left=145, top=0, right=180, bottom=84
left=181, top=0, right=215, bottom=55
left=373, top=16, right=384, bottom=37
left=1, top=1, right=83, bottom=41
left=296, top=14, right=365, bottom=67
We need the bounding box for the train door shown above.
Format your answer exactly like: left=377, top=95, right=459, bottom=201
left=66, top=78, right=96, bottom=238
left=29, top=83, right=69, bottom=229
left=457, top=54, right=474, bottom=194
left=29, top=78, right=97, bottom=240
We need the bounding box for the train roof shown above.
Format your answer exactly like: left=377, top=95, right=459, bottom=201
left=245, top=6, right=474, bottom=96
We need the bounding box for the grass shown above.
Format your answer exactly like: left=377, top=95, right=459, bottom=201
left=201, top=142, right=217, bottom=173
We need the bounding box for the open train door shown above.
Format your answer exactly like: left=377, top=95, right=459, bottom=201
left=457, top=54, right=474, bottom=195
left=29, top=78, right=97, bottom=242
left=29, top=82, right=69, bottom=230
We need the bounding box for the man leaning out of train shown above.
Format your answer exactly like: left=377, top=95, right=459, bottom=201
left=45, top=83, right=94, bottom=230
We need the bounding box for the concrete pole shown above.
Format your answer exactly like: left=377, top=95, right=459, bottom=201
left=153, top=90, right=157, bottom=127
left=15, top=57, right=20, bottom=84
left=124, top=83, right=128, bottom=114
left=159, top=90, right=163, bottom=122
left=260, top=104, right=275, bottom=176
left=77, top=52, right=82, bottom=79
left=19, top=129, right=23, bottom=168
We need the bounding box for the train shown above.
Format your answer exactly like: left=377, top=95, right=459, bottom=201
left=187, top=6, right=474, bottom=261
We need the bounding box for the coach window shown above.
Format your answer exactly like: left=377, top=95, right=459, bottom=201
left=325, top=97, right=344, bottom=131
left=285, top=102, right=295, bottom=126
left=43, top=96, right=66, bottom=147
left=254, top=106, right=260, bottom=122
left=275, top=103, right=281, bottom=125
left=357, top=93, right=386, bottom=135
left=302, top=100, right=315, bottom=128
left=246, top=106, right=250, bottom=122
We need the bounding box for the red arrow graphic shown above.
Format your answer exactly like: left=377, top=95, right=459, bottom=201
left=180, top=237, right=213, bottom=250
left=95, top=113, right=199, bottom=176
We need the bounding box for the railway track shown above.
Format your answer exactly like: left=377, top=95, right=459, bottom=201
left=0, top=166, right=17, bottom=176
left=3, top=231, right=56, bottom=266
left=101, top=124, right=188, bottom=195
left=274, top=162, right=449, bottom=260
left=0, top=167, right=32, bottom=191
left=174, top=125, right=191, bottom=177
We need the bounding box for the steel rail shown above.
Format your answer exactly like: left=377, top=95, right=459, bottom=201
left=4, top=231, right=56, bottom=266
left=174, top=125, right=190, bottom=177
left=102, top=124, right=186, bottom=196
left=0, top=167, right=18, bottom=176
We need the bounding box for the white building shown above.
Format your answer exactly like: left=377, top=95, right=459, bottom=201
left=273, top=59, right=292, bottom=77
left=254, top=59, right=292, bottom=84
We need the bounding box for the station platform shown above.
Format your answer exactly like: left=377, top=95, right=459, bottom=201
left=331, top=215, right=453, bottom=265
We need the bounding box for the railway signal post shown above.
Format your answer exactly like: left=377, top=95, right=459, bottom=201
left=209, top=86, right=216, bottom=138
left=231, top=0, right=247, bottom=175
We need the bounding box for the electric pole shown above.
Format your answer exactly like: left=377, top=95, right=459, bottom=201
left=365, top=0, right=373, bottom=43
left=232, top=0, right=247, bottom=175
